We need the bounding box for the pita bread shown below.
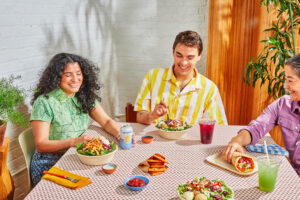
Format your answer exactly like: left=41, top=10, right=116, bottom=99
left=138, top=160, right=149, bottom=173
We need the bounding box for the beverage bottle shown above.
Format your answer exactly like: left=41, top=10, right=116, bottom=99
left=120, top=124, right=133, bottom=149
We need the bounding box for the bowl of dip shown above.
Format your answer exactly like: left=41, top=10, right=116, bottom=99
left=102, top=163, right=117, bottom=174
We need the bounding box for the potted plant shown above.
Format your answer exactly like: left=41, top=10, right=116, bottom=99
left=0, top=75, right=29, bottom=147
left=244, top=0, right=299, bottom=99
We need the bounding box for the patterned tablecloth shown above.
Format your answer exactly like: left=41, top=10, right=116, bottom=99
left=25, top=122, right=300, bottom=200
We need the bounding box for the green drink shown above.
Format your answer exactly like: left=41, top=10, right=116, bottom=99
left=257, top=156, right=281, bottom=192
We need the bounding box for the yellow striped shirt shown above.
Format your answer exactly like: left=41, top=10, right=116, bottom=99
left=134, top=66, right=228, bottom=125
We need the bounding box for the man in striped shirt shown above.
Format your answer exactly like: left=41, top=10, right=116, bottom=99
left=134, top=30, right=228, bottom=125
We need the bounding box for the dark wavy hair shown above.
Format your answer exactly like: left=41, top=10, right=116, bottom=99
left=31, top=53, right=101, bottom=113
left=173, top=30, right=203, bottom=55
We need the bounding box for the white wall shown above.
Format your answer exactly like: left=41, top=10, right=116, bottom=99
left=0, top=0, right=209, bottom=199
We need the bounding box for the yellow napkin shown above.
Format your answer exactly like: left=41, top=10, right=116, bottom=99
left=42, top=166, right=91, bottom=189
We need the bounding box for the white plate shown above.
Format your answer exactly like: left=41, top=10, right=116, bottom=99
left=206, top=152, right=257, bottom=176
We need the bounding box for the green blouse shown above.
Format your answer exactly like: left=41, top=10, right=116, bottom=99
left=30, top=88, right=98, bottom=140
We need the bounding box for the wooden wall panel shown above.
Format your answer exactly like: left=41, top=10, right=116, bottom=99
left=206, top=0, right=299, bottom=147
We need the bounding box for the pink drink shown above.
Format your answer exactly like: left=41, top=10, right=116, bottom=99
left=199, top=120, right=216, bottom=144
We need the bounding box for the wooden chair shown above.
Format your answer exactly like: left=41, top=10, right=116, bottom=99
left=125, top=103, right=137, bottom=122
left=18, top=128, right=35, bottom=192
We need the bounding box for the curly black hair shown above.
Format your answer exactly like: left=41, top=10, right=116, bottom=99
left=31, top=53, right=101, bottom=113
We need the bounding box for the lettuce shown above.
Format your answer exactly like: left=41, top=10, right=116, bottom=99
left=76, top=140, right=116, bottom=156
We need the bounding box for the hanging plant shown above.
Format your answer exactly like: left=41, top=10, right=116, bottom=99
left=244, top=0, right=300, bottom=99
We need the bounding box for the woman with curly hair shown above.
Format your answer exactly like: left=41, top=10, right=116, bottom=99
left=30, top=53, right=120, bottom=186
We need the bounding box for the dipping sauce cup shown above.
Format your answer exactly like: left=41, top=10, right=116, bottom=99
left=257, top=156, right=281, bottom=192
left=199, top=119, right=216, bottom=144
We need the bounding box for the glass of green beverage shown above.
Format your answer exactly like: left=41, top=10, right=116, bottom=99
left=257, top=156, right=281, bottom=192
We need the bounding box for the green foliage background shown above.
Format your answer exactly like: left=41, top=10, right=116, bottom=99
left=244, top=0, right=300, bottom=99
left=0, top=76, right=29, bottom=128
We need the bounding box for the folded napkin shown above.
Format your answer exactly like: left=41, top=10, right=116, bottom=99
left=42, top=166, right=91, bottom=189
left=246, top=144, right=289, bottom=157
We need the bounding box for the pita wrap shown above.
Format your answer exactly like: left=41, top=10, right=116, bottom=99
left=232, top=152, right=255, bottom=173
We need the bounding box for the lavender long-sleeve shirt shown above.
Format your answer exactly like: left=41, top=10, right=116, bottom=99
left=243, top=95, right=300, bottom=177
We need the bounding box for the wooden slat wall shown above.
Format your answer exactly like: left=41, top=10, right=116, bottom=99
left=206, top=0, right=299, bottom=147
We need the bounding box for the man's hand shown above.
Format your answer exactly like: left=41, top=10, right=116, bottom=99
left=152, top=100, right=169, bottom=119
left=222, top=142, right=244, bottom=163
left=137, top=100, right=169, bottom=125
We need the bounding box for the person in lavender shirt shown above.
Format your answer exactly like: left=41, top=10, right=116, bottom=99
left=222, top=54, right=300, bottom=177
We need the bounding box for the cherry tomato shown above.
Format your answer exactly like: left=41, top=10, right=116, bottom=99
left=214, top=182, right=222, bottom=187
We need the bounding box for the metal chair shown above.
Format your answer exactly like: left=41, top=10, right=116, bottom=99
left=125, top=103, right=137, bottom=122
left=18, top=128, right=35, bottom=191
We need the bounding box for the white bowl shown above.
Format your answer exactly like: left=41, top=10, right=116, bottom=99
left=76, top=145, right=118, bottom=166
left=156, top=127, right=192, bottom=140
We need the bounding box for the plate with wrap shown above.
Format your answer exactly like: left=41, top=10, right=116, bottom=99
left=206, top=152, right=257, bottom=176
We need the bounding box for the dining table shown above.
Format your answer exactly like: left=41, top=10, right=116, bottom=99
left=25, top=122, right=300, bottom=200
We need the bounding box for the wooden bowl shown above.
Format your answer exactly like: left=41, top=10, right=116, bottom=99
left=142, top=136, right=154, bottom=143
left=102, top=163, right=117, bottom=174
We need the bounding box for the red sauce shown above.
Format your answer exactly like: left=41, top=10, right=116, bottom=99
left=127, top=178, right=146, bottom=187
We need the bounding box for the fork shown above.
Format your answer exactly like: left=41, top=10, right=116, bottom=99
left=43, top=171, right=80, bottom=183
left=166, top=109, right=170, bottom=124
left=162, top=98, right=170, bottom=123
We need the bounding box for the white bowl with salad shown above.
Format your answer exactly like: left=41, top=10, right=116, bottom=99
left=76, top=136, right=118, bottom=165
left=177, top=176, right=234, bottom=200
left=155, top=120, right=192, bottom=140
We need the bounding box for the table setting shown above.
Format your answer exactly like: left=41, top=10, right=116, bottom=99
left=25, top=120, right=300, bottom=200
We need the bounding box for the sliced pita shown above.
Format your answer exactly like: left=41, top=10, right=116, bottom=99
left=138, top=160, right=149, bottom=173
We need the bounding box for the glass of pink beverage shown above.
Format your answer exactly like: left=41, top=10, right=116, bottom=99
left=199, top=119, right=216, bottom=144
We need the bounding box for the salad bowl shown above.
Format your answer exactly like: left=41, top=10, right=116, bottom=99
left=156, top=120, right=192, bottom=140
left=177, top=176, right=234, bottom=200
left=76, top=137, right=118, bottom=166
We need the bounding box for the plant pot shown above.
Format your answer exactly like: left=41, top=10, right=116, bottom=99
left=0, top=122, right=7, bottom=147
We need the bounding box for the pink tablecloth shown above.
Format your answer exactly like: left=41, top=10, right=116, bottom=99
left=25, top=122, right=300, bottom=200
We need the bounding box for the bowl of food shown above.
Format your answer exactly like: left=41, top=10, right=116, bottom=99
left=76, top=137, right=117, bottom=166
left=156, top=120, right=192, bottom=140
left=177, top=176, right=234, bottom=200
left=102, top=163, right=117, bottom=174
left=142, top=136, right=154, bottom=143
left=124, top=176, right=149, bottom=191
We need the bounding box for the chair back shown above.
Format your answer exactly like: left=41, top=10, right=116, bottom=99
left=18, top=128, right=35, bottom=189
left=125, top=103, right=137, bottom=122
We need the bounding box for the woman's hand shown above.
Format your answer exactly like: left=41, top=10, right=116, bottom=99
left=116, top=132, right=136, bottom=146
left=70, top=135, right=93, bottom=147
left=222, top=129, right=252, bottom=163
left=222, top=142, right=244, bottom=163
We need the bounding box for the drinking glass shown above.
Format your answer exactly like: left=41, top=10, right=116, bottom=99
left=199, top=119, right=216, bottom=144
left=257, top=156, right=281, bottom=192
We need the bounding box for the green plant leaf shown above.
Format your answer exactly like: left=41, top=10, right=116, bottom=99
left=0, top=75, right=29, bottom=128
left=252, top=72, right=259, bottom=87
left=260, top=77, right=266, bottom=88
left=245, top=0, right=298, bottom=99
